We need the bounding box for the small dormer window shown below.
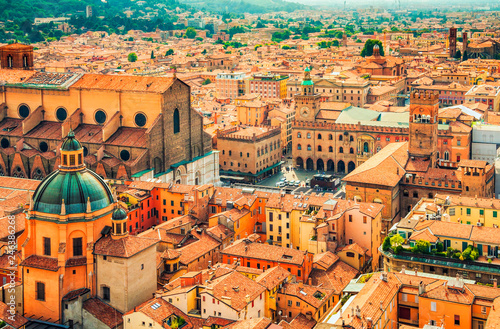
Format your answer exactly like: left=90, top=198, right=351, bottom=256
left=63, top=155, right=67, bottom=166
left=69, top=155, right=75, bottom=166
left=78, top=153, right=82, bottom=165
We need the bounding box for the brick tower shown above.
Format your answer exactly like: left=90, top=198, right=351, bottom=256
left=449, top=28, right=457, bottom=58
left=0, top=43, right=34, bottom=69
left=408, top=91, right=439, bottom=167
left=463, top=31, right=468, bottom=54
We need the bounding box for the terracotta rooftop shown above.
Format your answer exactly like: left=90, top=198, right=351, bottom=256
left=221, top=239, right=307, bottom=266
left=83, top=298, right=123, bottom=328
left=255, top=266, right=291, bottom=290
left=0, top=301, right=28, bottom=328
left=177, top=233, right=220, bottom=265
left=313, top=251, right=339, bottom=270
left=0, top=69, right=35, bottom=84
left=204, top=271, right=266, bottom=311
left=408, top=228, right=439, bottom=243
left=94, top=234, right=157, bottom=258
left=309, top=260, right=358, bottom=294
left=128, top=297, right=193, bottom=329
left=71, top=74, right=175, bottom=93
left=280, top=282, right=334, bottom=309
left=343, top=142, right=408, bottom=187
left=336, top=272, right=401, bottom=329
left=20, top=255, right=58, bottom=271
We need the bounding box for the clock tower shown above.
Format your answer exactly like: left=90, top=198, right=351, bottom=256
left=294, top=67, right=321, bottom=122
left=408, top=90, right=439, bottom=167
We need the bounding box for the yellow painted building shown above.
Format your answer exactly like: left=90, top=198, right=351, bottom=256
left=436, top=194, right=500, bottom=228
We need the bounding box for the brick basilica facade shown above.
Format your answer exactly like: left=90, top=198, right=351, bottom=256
left=0, top=44, right=218, bottom=185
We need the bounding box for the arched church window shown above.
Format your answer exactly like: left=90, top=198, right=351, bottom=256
left=173, top=109, right=180, bottom=134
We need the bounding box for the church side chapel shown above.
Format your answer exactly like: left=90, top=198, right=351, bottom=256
left=19, top=132, right=157, bottom=327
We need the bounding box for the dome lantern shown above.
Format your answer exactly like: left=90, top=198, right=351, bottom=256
left=60, top=130, right=85, bottom=171
left=111, top=207, right=128, bottom=239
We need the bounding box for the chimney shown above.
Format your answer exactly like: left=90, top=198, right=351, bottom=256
left=380, top=272, right=388, bottom=282
left=418, top=281, right=426, bottom=295
left=401, top=265, right=405, bottom=274
left=356, top=305, right=362, bottom=318
left=379, top=301, right=384, bottom=311
left=308, top=277, right=312, bottom=285
left=494, top=278, right=498, bottom=288
left=245, top=294, right=250, bottom=304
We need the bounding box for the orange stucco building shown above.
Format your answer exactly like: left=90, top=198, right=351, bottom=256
left=221, top=239, right=313, bottom=282
left=19, top=131, right=115, bottom=322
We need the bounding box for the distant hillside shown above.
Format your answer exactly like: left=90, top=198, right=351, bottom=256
left=0, top=0, right=187, bottom=22
left=179, top=0, right=310, bottom=14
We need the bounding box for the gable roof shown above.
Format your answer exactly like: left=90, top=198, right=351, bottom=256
left=83, top=298, right=123, bottom=328
left=93, top=235, right=157, bottom=258
left=221, top=239, right=307, bottom=266
left=127, top=297, right=193, bottom=329
left=204, top=271, right=266, bottom=311
left=343, top=142, right=408, bottom=187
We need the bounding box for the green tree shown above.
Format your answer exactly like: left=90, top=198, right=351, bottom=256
left=150, top=50, right=155, bottom=59
left=282, top=45, right=291, bottom=50
left=128, top=52, right=138, bottom=62
left=202, top=78, right=211, bottom=85
left=255, top=44, right=263, bottom=51
left=165, top=49, right=174, bottom=56
left=29, top=31, right=44, bottom=43
left=454, top=49, right=462, bottom=59
left=185, top=27, right=197, bottom=39
left=272, top=30, right=291, bottom=43
left=412, top=240, right=431, bottom=254
left=382, top=236, right=391, bottom=251
left=463, top=50, right=468, bottom=61
left=360, top=39, right=384, bottom=57
left=201, top=49, right=207, bottom=55
left=390, top=234, right=404, bottom=249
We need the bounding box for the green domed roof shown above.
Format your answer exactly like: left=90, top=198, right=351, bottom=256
left=32, top=169, right=113, bottom=215
left=61, top=131, right=82, bottom=151
left=304, top=67, right=311, bottom=72
left=112, top=207, right=127, bottom=220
